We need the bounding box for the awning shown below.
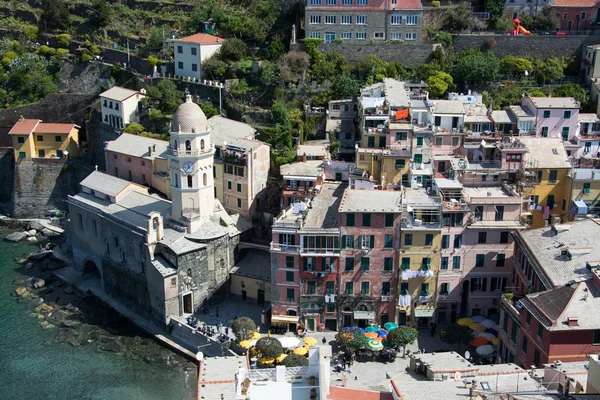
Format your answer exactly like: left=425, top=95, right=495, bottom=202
left=271, top=315, right=300, bottom=323
left=353, top=311, right=376, bottom=320
left=414, top=309, right=435, bottom=318
left=574, top=200, right=589, bottom=215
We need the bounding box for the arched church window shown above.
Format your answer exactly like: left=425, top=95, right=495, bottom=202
left=187, top=175, right=193, bottom=188
left=203, top=173, right=207, bottom=186
left=185, top=140, right=191, bottom=153
left=201, top=139, right=205, bottom=150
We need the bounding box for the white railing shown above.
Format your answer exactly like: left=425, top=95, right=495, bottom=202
left=167, top=147, right=212, bottom=157
left=270, top=243, right=301, bottom=253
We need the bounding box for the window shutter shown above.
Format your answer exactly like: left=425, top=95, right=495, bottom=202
left=334, top=236, right=339, bottom=249
left=279, top=234, right=284, bottom=244
left=342, top=235, right=347, bottom=248
left=370, top=235, right=374, bottom=248
left=290, top=235, right=295, bottom=245
left=303, top=258, right=308, bottom=271
left=482, top=278, right=488, bottom=292
left=470, top=280, right=476, bottom=292
left=357, top=235, right=362, bottom=248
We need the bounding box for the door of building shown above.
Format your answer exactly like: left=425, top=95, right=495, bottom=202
left=241, top=290, right=247, bottom=301
left=343, top=314, right=352, bottom=327
left=438, top=161, right=446, bottom=172
left=335, top=172, right=342, bottom=181
left=398, top=312, right=407, bottom=326
left=460, top=280, right=469, bottom=316
left=257, top=290, right=265, bottom=306
left=452, top=117, right=459, bottom=129
left=183, top=293, right=192, bottom=314
left=567, top=20, right=573, bottom=30
left=307, top=318, right=316, bottom=331
left=438, top=309, right=447, bottom=325
left=325, top=319, right=337, bottom=331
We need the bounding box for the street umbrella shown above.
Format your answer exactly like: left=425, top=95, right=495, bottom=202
left=384, top=322, right=398, bottom=331
left=485, top=328, right=499, bottom=336
left=367, top=339, right=384, bottom=351
left=457, top=318, right=473, bottom=326
left=481, top=319, right=495, bottom=329
left=377, top=330, right=388, bottom=337
left=251, top=332, right=262, bottom=340
left=342, top=327, right=354, bottom=331
left=293, top=347, right=308, bottom=356
left=304, top=337, right=318, bottom=346
left=478, top=332, right=496, bottom=341
left=476, top=344, right=495, bottom=356
left=239, top=340, right=253, bottom=349
left=278, top=337, right=300, bottom=349
left=470, top=323, right=486, bottom=331
left=470, top=336, right=489, bottom=347
left=472, top=330, right=483, bottom=338
left=259, top=357, right=275, bottom=364
left=492, top=338, right=499, bottom=346
left=354, top=327, right=367, bottom=334
left=277, top=353, right=288, bottom=362
left=472, top=316, right=486, bottom=323
left=365, top=332, right=378, bottom=339
left=366, top=326, right=379, bottom=333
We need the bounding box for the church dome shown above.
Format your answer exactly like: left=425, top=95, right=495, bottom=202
left=170, top=94, right=210, bottom=134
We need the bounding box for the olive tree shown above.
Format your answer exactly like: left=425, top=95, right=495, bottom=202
left=232, top=317, right=256, bottom=341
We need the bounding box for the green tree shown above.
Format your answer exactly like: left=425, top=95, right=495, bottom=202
left=258, top=61, right=279, bottom=87
left=232, top=317, right=256, bottom=341
left=89, top=0, right=112, bottom=27
left=484, top=0, right=505, bottom=29
left=124, top=123, right=145, bottom=134
left=265, top=39, right=285, bottom=61
left=500, top=56, right=533, bottom=78
left=427, top=71, right=454, bottom=98
left=147, top=56, right=160, bottom=67
left=57, top=34, right=70, bottom=49
left=200, top=102, right=219, bottom=118
left=387, top=326, right=418, bottom=356
left=147, top=27, right=166, bottom=53
left=495, top=17, right=513, bottom=32
left=440, top=324, right=473, bottom=352
left=453, top=49, right=500, bottom=86
left=271, top=101, right=289, bottom=126
left=203, top=58, right=228, bottom=80
left=283, top=353, right=309, bottom=367
left=41, top=0, right=71, bottom=31
left=532, top=6, right=559, bottom=31
left=329, top=139, right=340, bottom=159
left=279, top=51, right=309, bottom=84
left=219, top=38, right=248, bottom=62
left=255, top=337, right=283, bottom=358
left=442, top=2, right=473, bottom=32
left=553, top=83, right=588, bottom=107
left=535, top=57, right=567, bottom=84
left=330, top=74, right=360, bottom=98
left=354, top=54, right=388, bottom=81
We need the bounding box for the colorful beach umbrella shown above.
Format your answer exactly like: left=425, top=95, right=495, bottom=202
left=477, top=332, right=496, bottom=341
left=293, top=347, right=308, bottom=356
left=481, top=319, right=495, bottom=329
left=304, top=337, right=318, bottom=346
left=365, top=332, right=378, bottom=339
left=367, top=339, right=384, bottom=351
left=476, top=345, right=495, bottom=356
left=251, top=332, right=262, bottom=340
left=239, top=340, right=252, bottom=349
left=457, top=318, right=473, bottom=326
left=485, top=328, right=499, bottom=336
left=384, top=322, right=398, bottom=331
left=354, top=327, right=367, bottom=334
left=472, top=316, right=486, bottom=323
left=277, top=353, right=288, bottom=362
left=376, top=330, right=388, bottom=337
left=366, top=326, right=379, bottom=333
left=342, top=327, right=353, bottom=331
left=470, top=336, right=489, bottom=347
left=470, top=323, right=486, bottom=331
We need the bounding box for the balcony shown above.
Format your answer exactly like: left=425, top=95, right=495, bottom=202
left=364, top=127, right=389, bottom=135
left=401, top=215, right=441, bottom=230
left=222, top=152, right=247, bottom=166
left=363, top=107, right=389, bottom=116
left=501, top=293, right=523, bottom=318
left=300, top=246, right=340, bottom=256
left=270, top=242, right=300, bottom=254
left=442, top=199, right=469, bottom=212
left=167, top=146, right=213, bottom=157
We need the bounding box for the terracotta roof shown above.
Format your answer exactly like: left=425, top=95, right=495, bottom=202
left=328, top=386, right=394, bottom=400
left=8, top=119, right=41, bottom=135
left=395, top=0, right=423, bottom=9
left=34, top=123, right=78, bottom=134
left=553, top=0, right=597, bottom=7
left=174, top=33, right=224, bottom=45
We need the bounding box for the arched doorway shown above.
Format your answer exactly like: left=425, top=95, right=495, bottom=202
left=83, top=260, right=100, bottom=280
left=286, top=309, right=297, bottom=332
left=343, top=306, right=352, bottom=328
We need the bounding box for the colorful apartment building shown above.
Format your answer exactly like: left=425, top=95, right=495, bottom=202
left=499, top=219, right=600, bottom=367
left=398, top=187, right=441, bottom=327
left=552, top=0, right=599, bottom=32
left=521, top=96, right=580, bottom=139
left=9, top=118, right=80, bottom=161
left=172, top=33, right=224, bottom=81
left=304, top=0, right=423, bottom=43
left=566, top=168, right=600, bottom=217
left=280, top=160, right=325, bottom=207
left=338, top=189, right=402, bottom=328
left=568, top=113, right=600, bottom=160
left=519, top=137, right=572, bottom=229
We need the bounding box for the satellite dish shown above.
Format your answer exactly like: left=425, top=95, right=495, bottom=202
left=465, top=350, right=471, bottom=360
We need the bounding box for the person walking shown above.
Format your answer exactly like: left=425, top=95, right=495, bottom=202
left=322, top=337, right=327, bottom=344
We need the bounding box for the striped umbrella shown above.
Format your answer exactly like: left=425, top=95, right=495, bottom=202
left=367, top=339, right=384, bottom=351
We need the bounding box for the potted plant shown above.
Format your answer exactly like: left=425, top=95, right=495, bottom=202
left=310, top=388, right=318, bottom=399
left=243, top=378, right=251, bottom=388
left=309, top=375, right=317, bottom=385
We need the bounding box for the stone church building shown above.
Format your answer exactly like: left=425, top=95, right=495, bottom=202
left=68, top=95, right=251, bottom=326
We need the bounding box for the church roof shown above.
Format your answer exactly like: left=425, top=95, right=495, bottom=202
left=170, top=94, right=210, bottom=134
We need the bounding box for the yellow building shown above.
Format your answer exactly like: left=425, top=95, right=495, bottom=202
left=398, top=187, right=442, bottom=328
left=229, top=249, right=271, bottom=305
left=355, top=147, right=411, bottom=188
left=566, top=168, right=600, bottom=218
left=9, top=118, right=80, bottom=161
left=519, top=137, right=572, bottom=229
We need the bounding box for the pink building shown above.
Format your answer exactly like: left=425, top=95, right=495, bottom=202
left=521, top=96, right=580, bottom=140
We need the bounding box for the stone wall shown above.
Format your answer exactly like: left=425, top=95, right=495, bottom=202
left=0, top=148, right=14, bottom=213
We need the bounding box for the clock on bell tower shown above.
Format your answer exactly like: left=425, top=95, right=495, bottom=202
left=168, top=94, right=214, bottom=232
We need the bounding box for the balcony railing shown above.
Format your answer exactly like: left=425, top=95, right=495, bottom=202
left=501, top=294, right=523, bottom=317
left=270, top=242, right=301, bottom=254
left=300, top=247, right=340, bottom=255
left=364, top=127, right=389, bottom=135
left=222, top=152, right=247, bottom=166
left=442, top=200, right=469, bottom=211
left=167, top=147, right=212, bottom=157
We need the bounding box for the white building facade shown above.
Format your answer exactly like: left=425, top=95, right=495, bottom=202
left=173, top=33, right=224, bottom=81
left=99, top=86, right=145, bottom=130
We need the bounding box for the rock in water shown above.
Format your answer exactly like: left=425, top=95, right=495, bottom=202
left=14, top=286, right=28, bottom=296
left=33, top=278, right=46, bottom=289
left=25, top=262, right=34, bottom=270
left=25, top=229, right=37, bottom=237
left=26, top=236, right=38, bottom=243
left=5, top=232, right=28, bottom=242
left=40, top=321, right=56, bottom=329
left=63, top=286, right=76, bottom=295
left=41, top=228, right=60, bottom=238
left=61, top=320, right=82, bottom=329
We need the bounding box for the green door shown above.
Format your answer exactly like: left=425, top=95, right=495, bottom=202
left=335, top=172, right=342, bottom=181
left=57, top=150, right=63, bottom=158
left=414, top=154, right=423, bottom=163
left=368, top=136, right=375, bottom=148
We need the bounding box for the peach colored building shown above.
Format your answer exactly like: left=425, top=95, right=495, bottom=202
left=9, top=117, right=80, bottom=161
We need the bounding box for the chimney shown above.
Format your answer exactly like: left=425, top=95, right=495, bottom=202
left=299, top=152, right=307, bottom=163
left=148, top=146, right=152, bottom=155
left=152, top=144, right=156, bottom=152
left=19, top=115, right=24, bottom=122
left=567, top=317, right=579, bottom=327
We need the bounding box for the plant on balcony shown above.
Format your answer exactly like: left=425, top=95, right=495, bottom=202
left=242, top=378, right=251, bottom=388
left=387, top=326, right=418, bottom=357
left=503, top=293, right=514, bottom=302
left=309, top=376, right=317, bottom=385
left=310, top=388, right=318, bottom=399
left=440, top=324, right=473, bottom=352
left=284, top=353, right=309, bottom=367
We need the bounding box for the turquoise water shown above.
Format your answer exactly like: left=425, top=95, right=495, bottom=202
left=0, top=235, right=192, bottom=400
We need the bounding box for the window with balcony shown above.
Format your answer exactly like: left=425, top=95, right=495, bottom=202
left=441, top=257, right=448, bottom=270
left=421, top=257, right=431, bottom=270
left=384, top=257, right=393, bottom=271
left=475, top=254, right=485, bottom=267
left=500, top=231, right=509, bottom=244
left=342, top=234, right=355, bottom=248
left=287, top=288, right=295, bottom=302
left=471, top=277, right=487, bottom=291
left=414, top=154, right=422, bottom=163
left=384, top=234, right=393, bottom=248
left=562, top=127, right=569, bottom=140
left=382, top=282, right=391, bottom=295
left=304, top=257, right=315, bottom=271
left=491, top=277, right=506, bottom=291
left=475, top=206, right=483, bottom=221
left=478, top=232, right=487, bottom=244
left=441, top=235, right=450, bottom=249
left=395, top=159, right=406, bottom=170
left=361, top=235, right=373, bottom=249
left=401, top=258, right=410, bottom=270
left=279, top=233, right=295, bottom=247
left=420, top=283, right=430, bottom=296
left=361, top=257, right=370, bottom=271
left=435, top=137, right=443, bottom=147
left=541, top=127, right=548, bottom=137
left=425, top=234, right=433, bottom=246
left=404, top=234, right=412, bottom=246
left=453, top=256, right=461, bottom=270
left=396, top=131, right=408, bottom=141
left=347, top=213, right=355, bottom=226
left=495, top=206, right=504, bottom=221
left=345, top=282, right=353, bottom=294
left=452, top=136, right=460, bottom=147
left=361, top=282, right=370, bottom=295
left=286, top=271, right=294, bottom=282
